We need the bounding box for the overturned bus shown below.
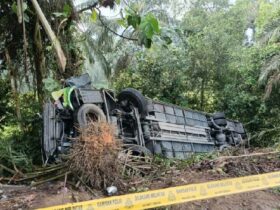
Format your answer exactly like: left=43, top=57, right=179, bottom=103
left=43, top=74, right=247, bottom=162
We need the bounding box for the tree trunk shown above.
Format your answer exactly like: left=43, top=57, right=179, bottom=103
left=5, top=48, right=22, bottom=126
left=37, top=0, right=81, bottom=78
left=34, top=18, right=46, bottom=105
left=31, top=0, right=66, bottom=73
left=20, top=0, right=30, bottom=88
left=200, top=77, right=205, bottom=110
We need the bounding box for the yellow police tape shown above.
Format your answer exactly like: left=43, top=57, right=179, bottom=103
left=38, top=171, right=280, bottom=210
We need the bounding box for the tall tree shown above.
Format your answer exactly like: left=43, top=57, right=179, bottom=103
left=182, top=0, right=250, bottom=111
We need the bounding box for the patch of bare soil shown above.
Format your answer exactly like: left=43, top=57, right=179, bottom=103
left=0, top=182, right=97, bottom=210
left=172, top=190, right=280, bottom=210
left=1, top=149, right=280, bottom=210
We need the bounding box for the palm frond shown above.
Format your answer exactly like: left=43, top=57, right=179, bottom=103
left=259, top=17, right=280, bottom=45
left=265, top=71, right=280, bottom=98
left=259, top=54, right=280, bottom=84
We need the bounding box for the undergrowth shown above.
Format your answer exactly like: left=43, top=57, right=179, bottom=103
left=153, top=151, right=219, bottom=170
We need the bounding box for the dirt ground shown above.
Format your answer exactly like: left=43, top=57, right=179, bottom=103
left=1, top=149, right=280, bottom=210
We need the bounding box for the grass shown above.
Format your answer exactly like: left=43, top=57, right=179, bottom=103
left=153, top=151, right=219, bottom=171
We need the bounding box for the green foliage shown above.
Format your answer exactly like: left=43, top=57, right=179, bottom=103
left=114, top=0, right=251, bottom=111
left=0, top=0, right=163, bottom=171
left=153, top=152, right=218, bottom=170
left=0, top=125, right=35, bottom=173
left=127, top=14, right=141, bottom=29
left=271, top=187, right=280, bottom=195
left=2, top=0, right=280, bottom=174
left=113, top=0, right=280, bottom=147
left=138, top=14, right=160, bottom=48
left=255, top=0, right=280, bottom=36
left=11, top=1, right=30, bottom=22
left=43, top=77, right=61, bottom=94
left=52, top=3, right=72, bottom=18
left=12, top=1, right=28, bottom=14
left=0, top=92, right=42, bottom=172
left=113, top=44, right=188, bottom=106
left=140, top=13, right=160, bottom=38
left=63, top=3, right=72, bottom=17
left=89, top=1, right=162, bottom=49
left=0, top=78, right=12, bottom=129
left=91, top=9, right=97, bottom=22
left=124, top=11, right=160, bottom=48
left=176, top=152, right=219, bottom=170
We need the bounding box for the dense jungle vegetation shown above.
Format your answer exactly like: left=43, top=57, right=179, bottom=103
left=0, top=0, right=280, bottom=170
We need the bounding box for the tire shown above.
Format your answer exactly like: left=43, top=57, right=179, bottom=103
left=214, top=118, right=227, bottom=126
left=213, top=112, right=225, bottom=119
left=219, top=144, right=231, bottom=151
left=77, top=104, right=106, bottom=127
left=117, top=88, right=147, bottom=115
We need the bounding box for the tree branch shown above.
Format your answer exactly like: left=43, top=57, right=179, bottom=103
left=96, top=8, right=138, bottom=41
left=77, top=2, right=98, bottom=14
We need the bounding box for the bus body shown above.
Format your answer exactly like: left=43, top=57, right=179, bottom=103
left=43, top=74, right=247, bottom=162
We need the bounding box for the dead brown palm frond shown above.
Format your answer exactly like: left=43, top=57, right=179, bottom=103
left=68, top=121, right=123, bottom=189
left=259, top=17, right=280, bottom=45
left=259, top=54, right=280, bottom=98
left=264, top=71, right=280, bottom=98
left=259, top=26, right=280, bottom=45
left=259, top=54, right=280, bottom=83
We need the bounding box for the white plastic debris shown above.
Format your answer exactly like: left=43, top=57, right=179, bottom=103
left=106, top=186, right=117, bottom=196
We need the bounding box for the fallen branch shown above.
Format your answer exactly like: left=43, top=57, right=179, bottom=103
left=0, top=164, right=16, bottom=175
left=0, top=184, right=26, bottom=190
left=26, top=164, right=66, bottom=175
left=75, top=175, right=98, bottom=196
left=31, top=172, right=70, bottom=187
left=214, top=151, right=280, bottom=162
